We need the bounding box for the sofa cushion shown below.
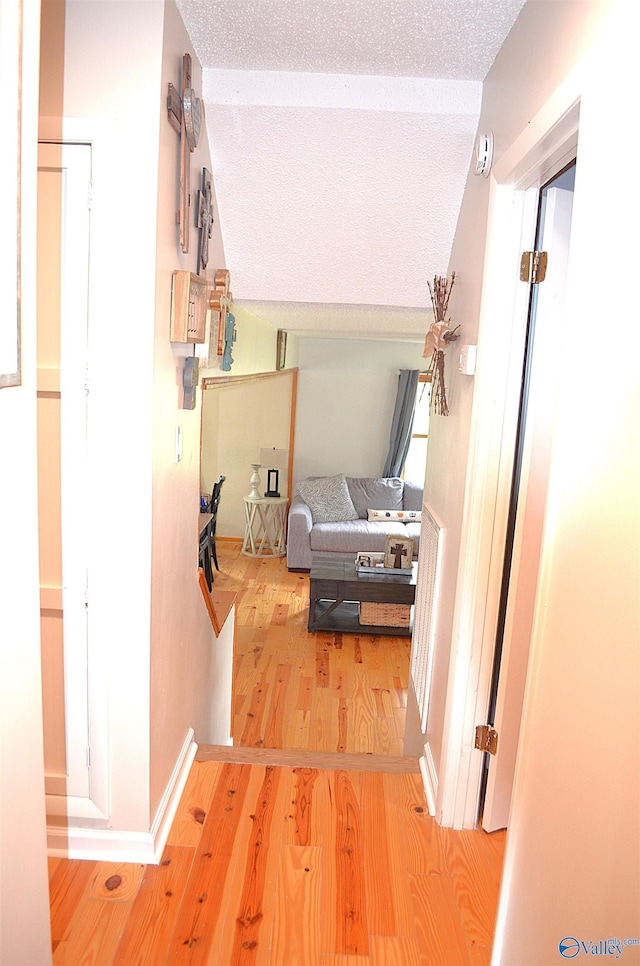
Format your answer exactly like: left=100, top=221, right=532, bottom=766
left=404, top=521, right=421, bottom=544
left=402, top=481, right=423, bottom=511
left=310, top=519, right=420, bottom=555
left=346, top=477, right=404, bottom=519
left=367, top=508, right=422, bottom=522
left=298, top=474, right=358, bottom=524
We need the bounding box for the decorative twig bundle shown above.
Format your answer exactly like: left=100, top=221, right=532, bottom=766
left=428, top=272, right=456, bottom=322
left=423, top=272, right=460, bottom=416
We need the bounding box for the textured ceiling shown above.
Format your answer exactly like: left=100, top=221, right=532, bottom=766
left=176, top=0, right=527, bottom=339
left=178, top=0, right=526, bottom=79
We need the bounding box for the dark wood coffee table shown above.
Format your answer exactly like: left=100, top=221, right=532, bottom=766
left=308, top=555, right=417, bottom=636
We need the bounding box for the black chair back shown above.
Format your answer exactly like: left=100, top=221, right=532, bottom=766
left=208, top=475, right=225, bottom=570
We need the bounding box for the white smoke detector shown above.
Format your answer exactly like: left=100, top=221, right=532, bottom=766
left=474, top=132, right=494, bottom=177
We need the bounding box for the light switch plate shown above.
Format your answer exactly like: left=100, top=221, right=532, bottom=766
left=458, top=344, right=477, bottom=375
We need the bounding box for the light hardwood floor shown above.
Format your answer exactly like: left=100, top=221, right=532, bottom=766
left=219, top=542, right=412, bottom=756
left=47, top=541, right=506, bottom=965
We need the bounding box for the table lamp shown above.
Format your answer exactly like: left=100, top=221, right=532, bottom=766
left=259, top=448, right=288, bottom=498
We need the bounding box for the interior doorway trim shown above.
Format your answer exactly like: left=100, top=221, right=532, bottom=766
left=435, top=90, right=581, bottom=830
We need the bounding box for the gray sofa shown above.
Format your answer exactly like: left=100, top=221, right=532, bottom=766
left=287, top=474, right=423, bottom=571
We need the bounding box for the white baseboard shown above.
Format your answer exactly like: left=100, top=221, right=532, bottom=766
left=149, top=729, right=197, bottom=863
left=47, top=825, right=160, bottom=864
left=47, top=729, right=197, bottom=864
left=419, top=741, right=438, bottom=817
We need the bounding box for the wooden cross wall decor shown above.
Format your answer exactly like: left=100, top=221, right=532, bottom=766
left=196, top=168, right=214, bottom=274
left=207, top=268, right=232, bottom=360
left=167, top=53, right=202, bottom=255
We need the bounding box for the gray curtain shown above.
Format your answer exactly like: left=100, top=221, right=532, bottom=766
left=382, top=369, right=419, bottom=477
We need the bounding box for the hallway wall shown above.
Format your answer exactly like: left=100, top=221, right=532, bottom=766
left=414, top=1, right=639, bottom=961
left=0, top=0, right=52, bottom=960
left=37, top=0, right=235, bottom=848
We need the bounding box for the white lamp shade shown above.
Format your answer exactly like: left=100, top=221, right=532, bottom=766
left=259, top=447, right=288, bottom=471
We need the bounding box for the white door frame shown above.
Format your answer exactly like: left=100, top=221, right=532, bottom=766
left=482, top=180, right=575, bottom=832
left=435, top=82, right=582, bottom=829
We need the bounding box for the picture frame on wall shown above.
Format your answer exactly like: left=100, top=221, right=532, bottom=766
left=276, top=329, right=287, bottom=371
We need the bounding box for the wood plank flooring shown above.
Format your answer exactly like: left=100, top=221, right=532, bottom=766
left=215, top=542, right=412, bottom=756
left=49, top=758, right=505, bottom=965
left=47, top=541, right=506, bottom=964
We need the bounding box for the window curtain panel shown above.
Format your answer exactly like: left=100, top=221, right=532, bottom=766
left=382, top=369, right=419, bottom=478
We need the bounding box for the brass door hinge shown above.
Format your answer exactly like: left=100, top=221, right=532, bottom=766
left=520, top=250, right=548, bottom=284
left=475, top=724, right=498, bottom=755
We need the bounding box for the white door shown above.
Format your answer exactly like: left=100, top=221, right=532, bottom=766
left=482, top=176, right=575, bottom=832
left=37, top=142, right=92, bottom=807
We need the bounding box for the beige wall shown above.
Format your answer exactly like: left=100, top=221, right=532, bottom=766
left=202, top=370, right=296, bottom=538
left=149, top=0, right=234, bottom=816
left=201, top=387, right=221, bottom=499
left=415, top=1, right=639, bottom=961
left=293, top=337, right=426, bottom=486
left=0, top=0, right=53, bottom=960
left=203, top=302, right=285, bottom=376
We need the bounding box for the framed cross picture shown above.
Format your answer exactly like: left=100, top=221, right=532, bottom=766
left=384, top=534, right=414, bottom=570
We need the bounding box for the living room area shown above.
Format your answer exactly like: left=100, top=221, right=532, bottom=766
left=201, top=334, right=429, bottom=543
left=199, top=325, right=431, bottom=740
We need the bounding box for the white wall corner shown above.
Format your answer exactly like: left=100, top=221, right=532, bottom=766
left=418, top=743, right=438, bottom=817
left=47, top=729, right=197, bottom=865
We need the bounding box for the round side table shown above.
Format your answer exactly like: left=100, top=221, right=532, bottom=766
left=242, top=496, right=288, bottom=557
